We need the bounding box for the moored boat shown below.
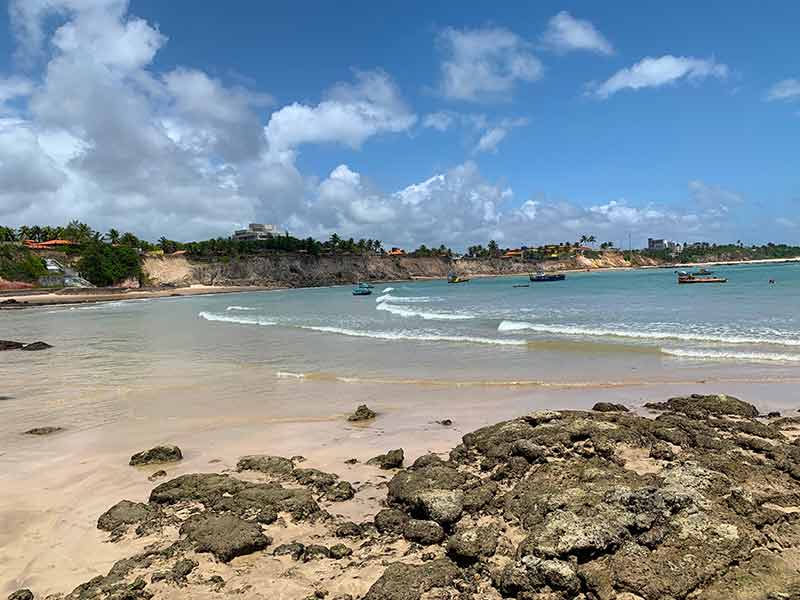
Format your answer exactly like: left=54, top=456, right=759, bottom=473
left=530, top=271, right=566, bottom=282
left=447, top=272, right=470, bottom=284
left=352, top=283, right=373, bottom=295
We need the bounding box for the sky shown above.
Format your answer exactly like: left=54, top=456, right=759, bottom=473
left=0, top=0, right=797, bottom=249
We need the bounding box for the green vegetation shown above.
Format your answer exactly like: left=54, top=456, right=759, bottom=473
left=0, top=245, right=48, bottom=282
left=76, top=241, right=141, bottom=287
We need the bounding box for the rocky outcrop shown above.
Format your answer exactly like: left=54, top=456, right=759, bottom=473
left=348, top=404, right=377, bottom=422
left=129, top=445, right=183, bottom=466
left=367, top=448, right=404, bottom=469
left=44, top=394, right=800, bottom=599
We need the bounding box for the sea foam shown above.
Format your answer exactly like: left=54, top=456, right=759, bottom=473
left=663, top=348, right=800, bottom=363
left=376, top=302, right=474, bottom=321
left=226, top=305, right=256, bottom=311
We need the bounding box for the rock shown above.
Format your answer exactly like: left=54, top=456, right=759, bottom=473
left=387, top=464, right=468, bottom=507
left=363, top=559, right=460, bottom=600
left=335, top=521, right=362, bottom=538
left=447, top=526, right=499, bottom=561
left=303, top=544, right=331, bottom=560
left=403, top=519, right=445, bottom=545
left=344, top=458, right=359, bottom=465
left=23, top=426, right=64, bottom=436
left=325, top=480, right=356, bottom=502
left=171, top=558, right=198, bottom=580
left=148, top=470, right=167, bottom=481
left=374, top=508, right=408, bottom=534
left=510, top=439, right=547, bottom=463
left=274, top=542, right=305, bottom=561
left=236, top=454, right=294, bottom=476
left=767, top=411, right=781, bottom=418
left=644, top=394, right=758, bottom=418
left=293, top=467, right=338, bottom=489
left=97, top=500, right=157, bottom=532
left=367, top=448, right=404, bottom=469
left=649, top=442, right=675, bottom=461
left=329, top=543, right=353, bottom=559
left=179, top=512, right=270, bottom=562
left=592, top=402, right=629, bottom=412
left=414, top=489, right=464, bottom=525
left=129, top=445, right=183, bottom=466
left=348, top=404, right=377, bottom=422
left=20, top=341, right=52, bottom=351
left=0, top=340, right=24, bottom=351
left=8, top=590, right=34, bottom=600
left=437, top=419, right=453, bottom=426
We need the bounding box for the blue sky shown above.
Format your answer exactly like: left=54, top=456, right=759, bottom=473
left=0, top=1, right=797, bottom=248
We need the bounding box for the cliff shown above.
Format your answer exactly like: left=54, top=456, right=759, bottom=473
left=142, top=251, right=659, bottom=288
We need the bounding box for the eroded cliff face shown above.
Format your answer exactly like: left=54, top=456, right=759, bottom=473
left=142, top=252, right=654, bottom=288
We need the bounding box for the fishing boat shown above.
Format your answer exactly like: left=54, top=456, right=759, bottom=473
left=530, top=271, right=566, bottom=282
left=352, top=283, right=373, bottom=295
left=447, top=272, right=470, bottom=284
left=677, top=271, right=727, bottom=284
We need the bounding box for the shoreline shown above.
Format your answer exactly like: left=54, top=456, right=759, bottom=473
left=3, top=255, right=798, bottom=310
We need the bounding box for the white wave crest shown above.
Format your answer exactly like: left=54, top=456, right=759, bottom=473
left=376, top=302, right=474, bottom=321
left=199, top=311, right=275, bottom=326
left=276, top=371, right=306, bottom=379
left=301, top=325, right=526, bottom=346
left=497, top=320, right=800, bottom=347
left=381, top=287, right=395, bottom=293
left=375, top=293, right=441, bottom=304
left=226, top=306, right=256, bottom=311
left=663, top=348, right=800, bottom=363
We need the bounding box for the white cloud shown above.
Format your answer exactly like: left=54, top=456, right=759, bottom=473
left=541, top=11, right=613, bottom=55
left=422, top=111, right=454, bottom=131
left=265, top=69, right=416, bottom=150
left=437, top=26, right=543, bottom=102
left=688, top=180, right=742, bottom=216
left=591, top=55, right=729, bottom=99
left=766, top=79, right=800, bottom=102
left=473, top=117, right=529, bottom=154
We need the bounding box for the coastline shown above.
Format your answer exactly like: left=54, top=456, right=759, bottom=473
left=4, top=255, right=798, bottom=310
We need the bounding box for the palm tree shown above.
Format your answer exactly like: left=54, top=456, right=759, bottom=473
left=487, top=240, right=499, bottom=257
left=106, top=228, right=120, bottom=245
left=587, top=235, right=597, bottom=248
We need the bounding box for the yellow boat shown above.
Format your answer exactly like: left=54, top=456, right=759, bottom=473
left=447, top=272, right=470, bottom=284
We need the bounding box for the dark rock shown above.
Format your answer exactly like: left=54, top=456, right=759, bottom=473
left=348, top=404, right=376, bottom=422
left=437, top=419, right=453, bottom=426
left=8, top=590, right=34, bottom=600
left=403, top=519, right=445, bottom=545
left=767, top=411, right=781, bottom=418
left=649, top=442, right=675, bottom=461
left=414, top=489, right=464, bottom=525
left=274, top=542, right=305, bottom=561
left=387, top=464, right=468, bottom=507
left=344, top=458, right=359, bottom=465
left=294, top=467, right=338, bottom=489
left=367, top=448, right=404, bottom=469
left=644, top=393, right=758, bottom=418
left=97, top=500, right=157, bottom=532
left=20, top=341, right=52, bottom=351
left=171, top=558, right=198, bottom=580
left=329, top=543, right=353, bottom=559
left=23, top=426, right=64, bottom=436
left=179, top=512, right=270, bottom=562
left=236, top=454, right=294, bottom=476
left=291, top=455, right=306, bottom=463
left=335, top=521, right=362, bottom=538
left=462, top=479, right=499, bottom=514
left=510, top=439, right=547, bottom=463
left=0, top=340, right=24, bottom=351
left=363, top=559, right=460, bottom=600
left=325, top=480, right=356, bottom=502
left=148, top=470, right=167, bottom=481
left=129, top=445, right=183, bottom=466
left=447, top=526, right=498, bottom=561
left=410, top=454, right=444, bottom=469
left=303, top=544, right=331, bottom=560
left=592, top=402, right=629, bottom=412
left=374, top=508, right=408, bottom=534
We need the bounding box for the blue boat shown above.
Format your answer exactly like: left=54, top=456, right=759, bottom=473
left=352, top=283, right=373, bottom=296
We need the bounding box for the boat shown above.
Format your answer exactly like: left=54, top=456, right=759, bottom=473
left=677, top=272, right=727, bottom=284
left=692, top=268, right=713, bottom=276
left=512, top=284, right=530, bottom=288
left=352, top=283, right=373, bottom=295
left=447, top=272, right=470, bottom=284
left=357, top=281, right=375, bottom=288
left=530, top=271, right=566, bottom=282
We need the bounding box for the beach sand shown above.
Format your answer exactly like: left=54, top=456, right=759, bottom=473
left=2, top=374, right=798, bottom=597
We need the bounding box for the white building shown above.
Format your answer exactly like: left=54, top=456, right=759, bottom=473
left=232, top=223, right=279, bottom=242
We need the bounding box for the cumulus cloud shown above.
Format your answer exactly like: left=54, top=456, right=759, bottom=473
left=765, top=79, right=800, bottom=102
left=591, top=55, right=729, bottom=98
left=541, top=11, right=613, bottom=55
left=265, top=69, right=416, bottom=150
left=437, top=26, right=543, bottom=102
left=422, top=111, right=454, bottom=131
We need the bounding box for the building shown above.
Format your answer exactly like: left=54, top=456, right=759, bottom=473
left=648, top=238, right=682, bottom=254
left=232, top=223, right=279, bottom=242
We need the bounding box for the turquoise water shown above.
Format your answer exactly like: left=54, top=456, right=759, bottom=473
left=3, top=262, right=799, bottom=386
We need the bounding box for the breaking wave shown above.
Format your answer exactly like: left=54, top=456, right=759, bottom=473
left=497, top=321, right=800, bottom=347
left=376, top=302, right=474, bottom=321
left=198, top=311, right=275, bottom=326
left=662, top=349, right=800, bottom=363
left=300, top=325, right=526, bottom=346
left=375, top=293, right=441, bottom=304
left=226, top=305, right=256, bottom=311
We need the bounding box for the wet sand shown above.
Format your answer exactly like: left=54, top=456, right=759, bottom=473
left=2, top=373, right=798, bottom=596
